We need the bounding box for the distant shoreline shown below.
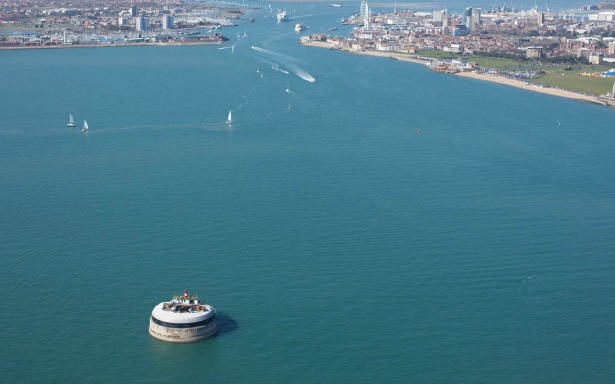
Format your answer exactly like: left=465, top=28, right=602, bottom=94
left=0, top=40, right=224, bottom=51
left=302, top=40, right=615, bottom=108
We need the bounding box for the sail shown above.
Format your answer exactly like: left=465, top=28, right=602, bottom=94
left=226, top=110, right=233, bottom=124
left=69, top=114, right=74, bottom=124
left=82, top=120, right=89, bottom=130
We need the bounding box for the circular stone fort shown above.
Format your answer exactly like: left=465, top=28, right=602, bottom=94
left=149, top=290, right=217, bottom=343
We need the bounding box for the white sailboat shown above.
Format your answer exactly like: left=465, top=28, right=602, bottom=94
left=67, top=114, right=76, bottom=127
left=226, top=110, right=233, bottom=124
left=82, top=119, right=89, bottom=132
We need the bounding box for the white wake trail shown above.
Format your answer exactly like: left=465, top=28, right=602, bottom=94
left=251, top=46, right=316, bottom=83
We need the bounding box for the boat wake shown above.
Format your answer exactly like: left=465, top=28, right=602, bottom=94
left=251, top=46, right=315, bottom=83
left=271, top=64, right=289, bottom=74
left=288, top=65, right=315, bottom=83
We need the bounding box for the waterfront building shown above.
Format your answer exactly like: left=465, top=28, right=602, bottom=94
left=162, top=15, right=174, bottom=30
left=136, top=16, right=148, bottom=32
left=433, top=10, right=444, bottom=24
left=118, top=17, right=128, bottom=27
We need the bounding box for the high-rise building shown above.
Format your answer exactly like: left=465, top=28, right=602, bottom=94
left=537, top=12, right=545, bottom=26
left=130, top=5, right=137, bottom=17
left=471, top=8, right=481, bottom=30
left=162, top=15, right=175, bottom=29
left=432, top=10, right=444, bottom=24
left=136, top=16, right=148, bottom=31
left=162, top=15, right=174, bottom=30
left=118, top=17, right=129, bottom=27
left=462, top=7, right=473, bottom=31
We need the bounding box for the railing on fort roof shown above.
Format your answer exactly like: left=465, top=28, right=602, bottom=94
left=172, top=295, right=199, bottom=301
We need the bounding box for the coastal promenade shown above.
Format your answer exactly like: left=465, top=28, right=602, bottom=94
left=302, top=40, right=615, bottom=108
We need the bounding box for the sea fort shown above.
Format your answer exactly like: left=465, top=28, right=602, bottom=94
left=149, top=290, right=217, bottom=343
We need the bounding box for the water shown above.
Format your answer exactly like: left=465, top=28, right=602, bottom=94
left=2, top=3, right=615, bottom=383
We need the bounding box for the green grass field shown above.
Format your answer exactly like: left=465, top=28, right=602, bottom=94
left=417, top=50, right=614, bottom=96
left=417, top=50, right=519, bottom=68
left=529, top=72, right=614, bottom=95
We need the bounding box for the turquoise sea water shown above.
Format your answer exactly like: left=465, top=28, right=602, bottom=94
left=2, top=3, right=615, bottom=383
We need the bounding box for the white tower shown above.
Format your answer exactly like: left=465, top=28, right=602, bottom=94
left=360, top=0, right=370, bottom=29
left=162, top=15, right=174, bottom=30
left=136, top=16, right=148, bottom=31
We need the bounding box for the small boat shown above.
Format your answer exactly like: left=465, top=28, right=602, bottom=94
left=82, top=120, right=89, bottom=132
left=285, top=81, right=291, bottom=93
left=295, top=23, right=306, bottom=32
left=226, top=110, right=233, bottom=124
left=67, top=114, right=76, bottom=127
left=277, top=10, right=288, bottom=22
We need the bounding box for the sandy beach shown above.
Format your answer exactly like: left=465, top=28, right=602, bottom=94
left=302, top=40, right=615, bottom=108
left=455, top=71, right=614, bottom=107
